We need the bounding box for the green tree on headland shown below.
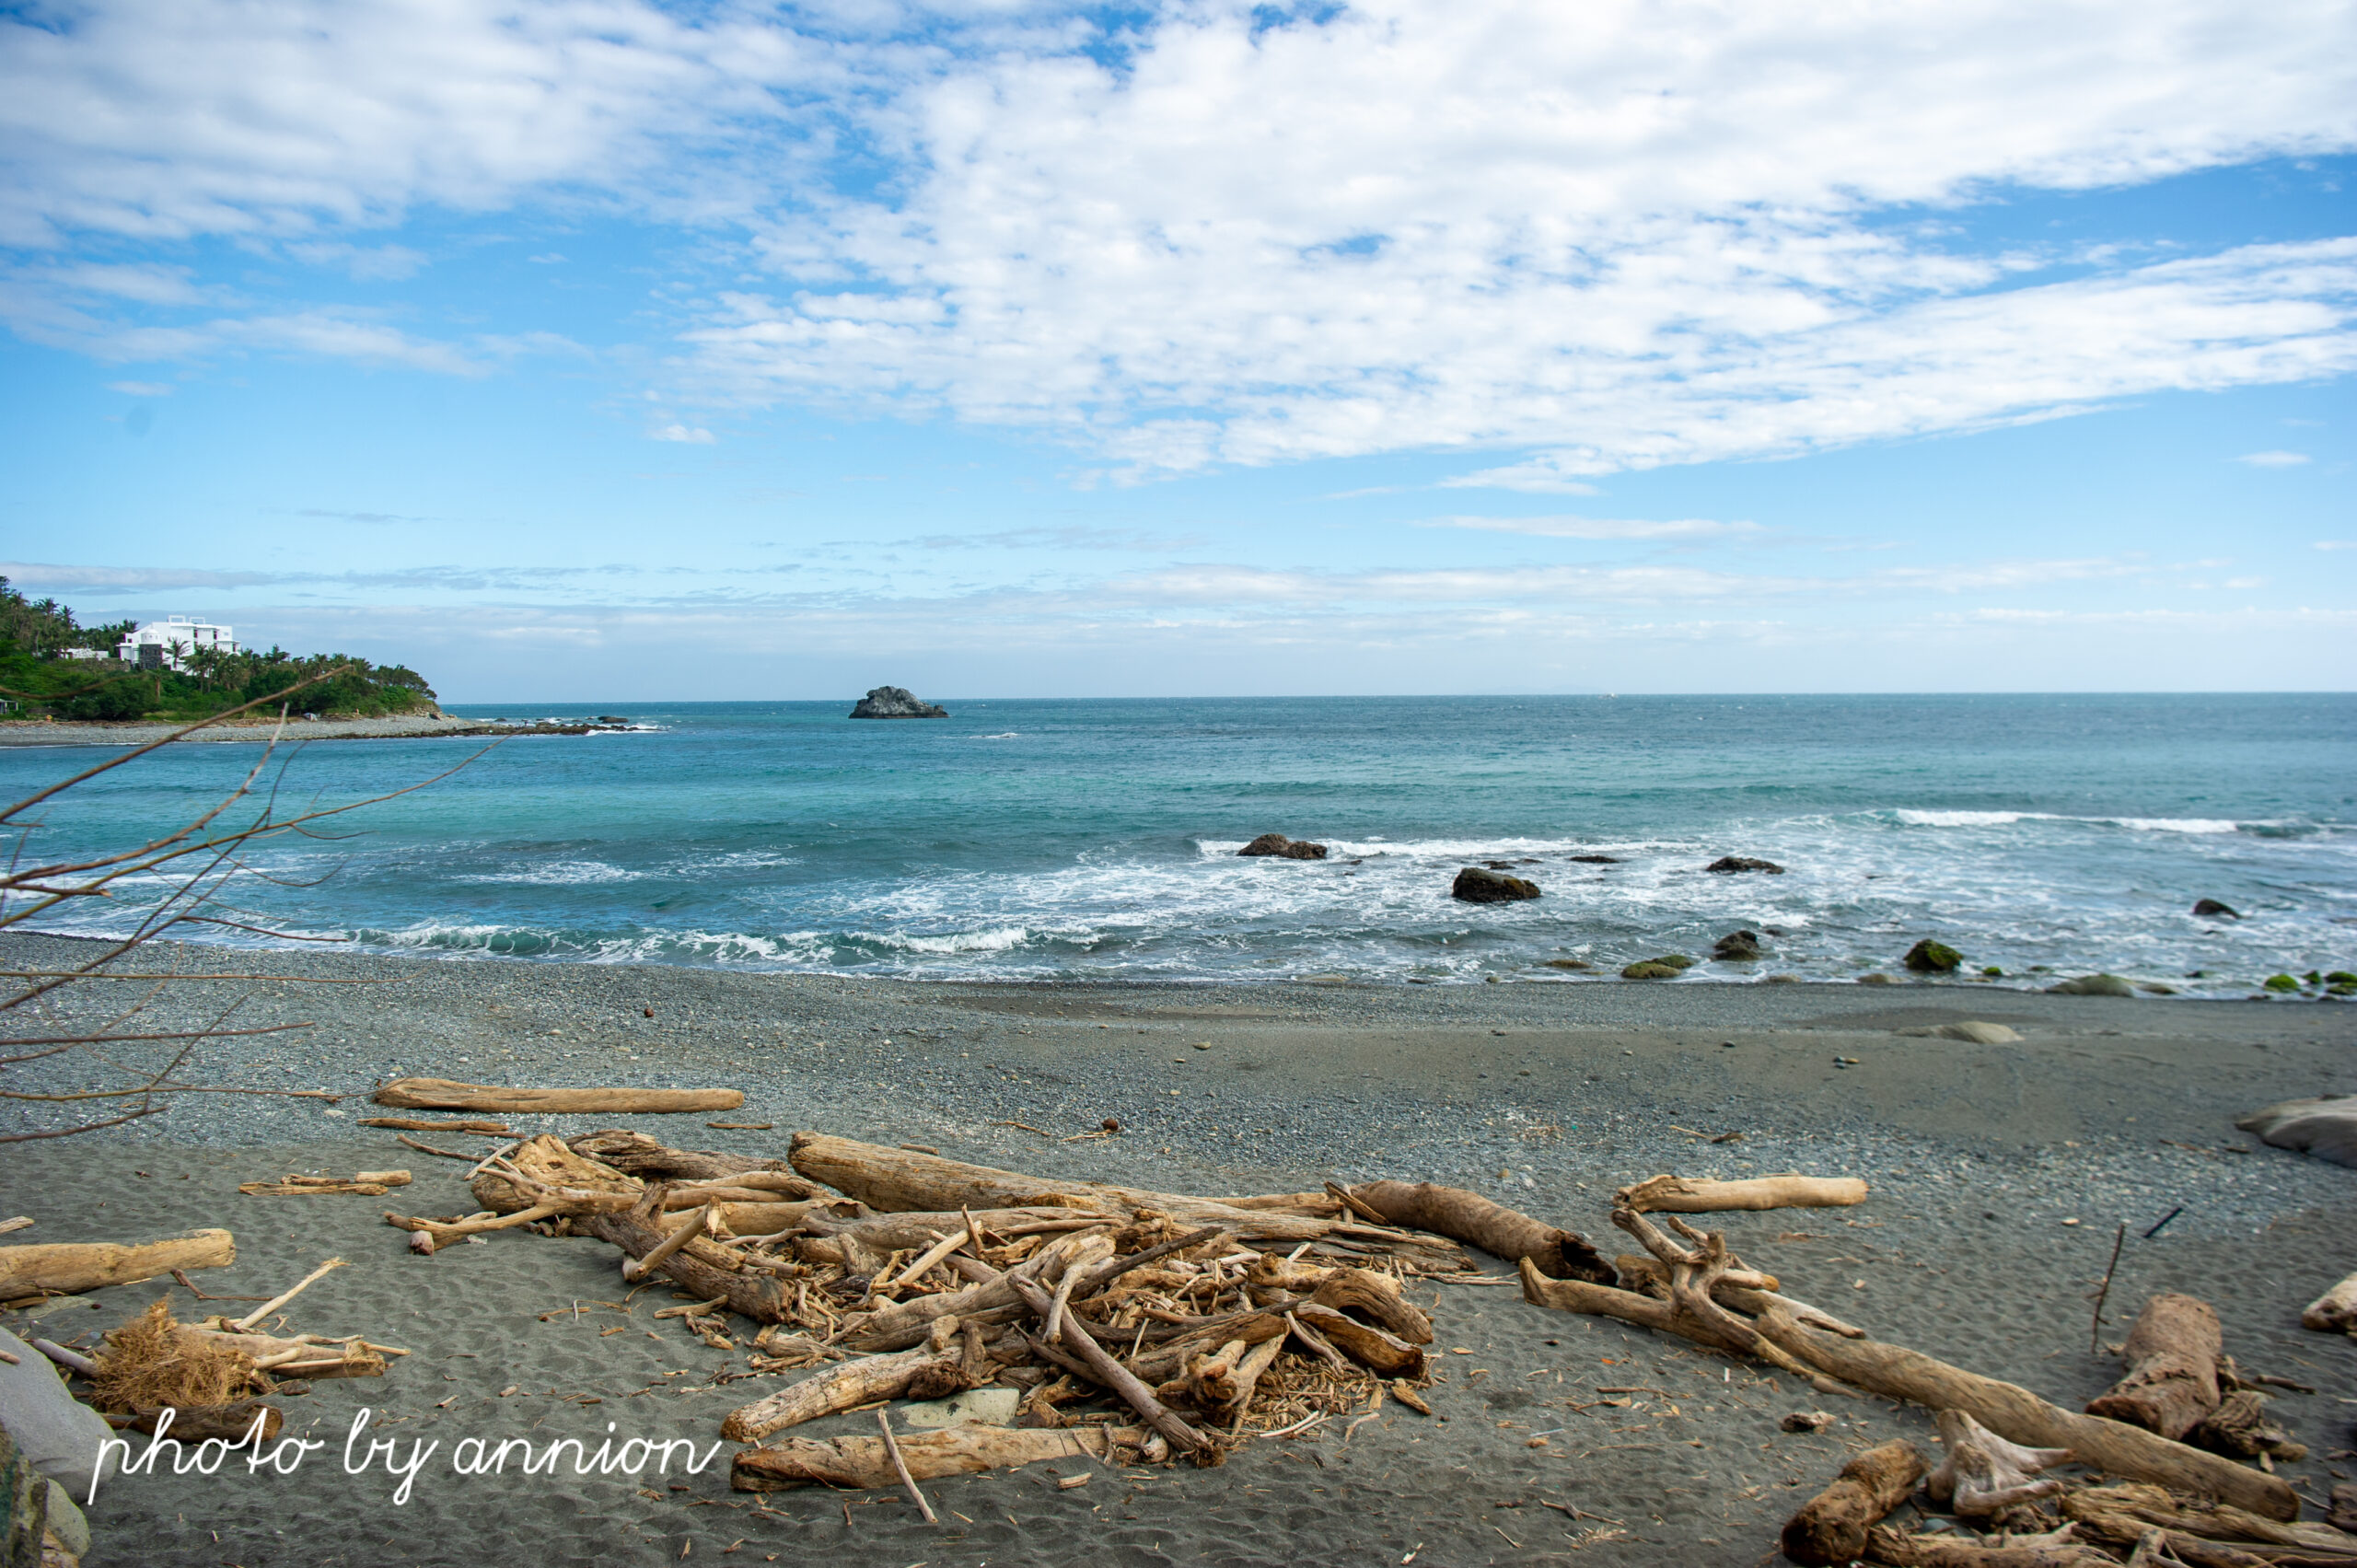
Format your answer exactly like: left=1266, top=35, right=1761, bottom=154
left=0, top=577, right=438, bottom=722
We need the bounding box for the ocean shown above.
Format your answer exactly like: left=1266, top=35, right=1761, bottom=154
left=9, top=693, right=2353, bottom=994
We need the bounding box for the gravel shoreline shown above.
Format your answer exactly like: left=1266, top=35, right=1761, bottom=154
left=0, top=714, right=502, bottom=747
left=6, top=932, right=2351, bottom=1567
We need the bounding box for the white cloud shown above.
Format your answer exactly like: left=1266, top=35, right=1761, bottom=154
left=1422, top=516, right=1757, bottom=541
left=1436, top=459, right=1600, bottom=495
left=2235, top=449, right=2314, bottom=466
left=105, top=379, right=171, bottom=396
left=2, top=0, right=2353, bottom=477
left=2315, top=540, right=2356, bottom=550
left=674, top=0, right=2357, bottom=476
left=286, top=241, right=429, bottom=281
left=651, top=423, right=715, bottom=444
left=0, top=0, right=808, bottom=248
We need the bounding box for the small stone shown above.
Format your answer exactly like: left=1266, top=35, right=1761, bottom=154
left=1780, top=1411, right=1834, bottom=1433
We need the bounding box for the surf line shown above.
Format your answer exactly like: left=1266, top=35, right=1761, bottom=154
left=90, top=1406, right=722, bottom=1506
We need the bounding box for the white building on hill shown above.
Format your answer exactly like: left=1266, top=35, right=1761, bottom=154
left=116, top=616, right=240, bottom=671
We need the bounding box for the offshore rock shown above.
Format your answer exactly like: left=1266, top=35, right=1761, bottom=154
left=1238, top=833, right=1328, bottom=860
left=1453, top=866, right=1539, bottom=902
left=1705, top=855, right=1784, bottom=875
left=849, top=686, right=947, bottom=718
left=2191, top=898, right=2241, bottom=919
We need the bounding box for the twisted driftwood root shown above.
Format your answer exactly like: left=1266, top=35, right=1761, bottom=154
left=1927, top=1409, right=2072, bottom=1516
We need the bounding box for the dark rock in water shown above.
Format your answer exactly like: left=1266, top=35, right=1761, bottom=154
left=849, top=685, right=948, bottom=718
left=1568, top=854, right=1621, bottom=865
left=1545, top=958, right=1595, bottom=970
left=1483, top=860, right=1518, bottom=870
left=1453, top=866, right=1539, bottom=902
left=2235, top=1095, right=2357, bottom=1167
left=595, top=714, right=630, bottom=725
left=1621, top=958, right=1689, bottom=980
left=1239, top=833, right=1327, bottom=860
left=2191, top=898, right=2241, bottom=919
left=1705, top=855, right=1784, bottom=875
left=1903, top=938, right=1963, bottom=973
left=1713, top=930, right=1763, bottom=962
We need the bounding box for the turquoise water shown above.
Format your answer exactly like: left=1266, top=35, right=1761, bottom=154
left=8, top=694, right=2353, bottom=992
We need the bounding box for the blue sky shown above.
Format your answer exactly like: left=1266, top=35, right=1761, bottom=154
left=1, top=0, right=2351, bottom=701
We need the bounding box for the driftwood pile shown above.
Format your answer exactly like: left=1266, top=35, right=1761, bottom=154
left=6, top=1252, right=404, bottom=1445
left=1500, top=1177, right=2351, bottom=1565
left=360, top=1122, right=2345, bottom=1553
left=379, top=1126, right=1641, bottom=1493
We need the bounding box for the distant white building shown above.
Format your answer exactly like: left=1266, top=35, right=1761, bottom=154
left=116, top=616, right=240, bottom=672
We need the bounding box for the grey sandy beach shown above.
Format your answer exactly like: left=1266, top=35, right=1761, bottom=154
left=4, top=931, right=2351, bottom=1567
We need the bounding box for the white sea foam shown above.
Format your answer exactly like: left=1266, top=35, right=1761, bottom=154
left=460, top=860, right=641, bottom=886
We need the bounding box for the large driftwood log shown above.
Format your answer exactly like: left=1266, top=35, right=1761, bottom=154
left=1780, top=1438, right=1927, bottom=1566
left=2086, top=1294, right=2223, bottom=1439
left=1341, top=1180, right=1614, bottom=1282
left=2061, top=1482, right=2357, bottom=1554
left=571, top=1201, right=790, bottom=1322
left=375, top=1079, right=744, bottom=1113
left=563, top=1131, right=809, bottom=1186
left=792, top=1207, right=1104, bottom=1260
left=1861, top=1526, right=2121, bottom=1567
left=0, top=1228, right=234, bottom=1297
left=1616, top=1174, right=1867, bottom=1213
left=789, top=1134, right=1469, bottom=1269
left=1750, top=1309, right=2297, bottom=1521
left=732, top=1425, right=1141, bottom=1491
left=2301, top=1271, right=2357, bottom=1334
left=721, top=1320, right=965, bottom=1442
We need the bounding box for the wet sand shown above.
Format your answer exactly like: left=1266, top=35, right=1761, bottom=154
left=3, top=935, right=2351, bottom=1566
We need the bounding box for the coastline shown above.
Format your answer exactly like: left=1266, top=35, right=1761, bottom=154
left=5, top=932, right=2351, bottom=1566
left=0, top=714, right=612, bottom=747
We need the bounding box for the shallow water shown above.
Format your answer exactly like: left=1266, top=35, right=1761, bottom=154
left=7, top=692, right=2352, bottom=991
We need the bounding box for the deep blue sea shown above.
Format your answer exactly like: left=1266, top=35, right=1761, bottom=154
left=9, top=694, right=2353, bottom=993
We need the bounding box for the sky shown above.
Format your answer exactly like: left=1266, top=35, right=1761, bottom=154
left=0, top=0, right=2352, bottom=701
